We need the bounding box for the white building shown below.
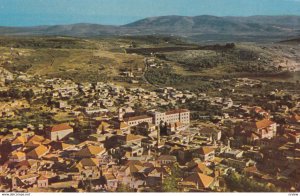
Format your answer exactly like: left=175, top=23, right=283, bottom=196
left=46, top=123, right=74, bottom=141
left=85, top=107, right=108, bottom=115
left=119, top=109, right=190, bottom=127
left=152, top=109, right=190, bottom=126
left=124, top=115, right=153, bottom=127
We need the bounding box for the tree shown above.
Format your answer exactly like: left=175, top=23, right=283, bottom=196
left=171, top=163, right=183, bottom=179
left=62, top=187, right=78, bottom=192
left=224, top=172, right=242, bottom=191
left=8, top=88, right=21, bottom=99
left=162, top=175, right=178, bottom=192
left=23, top=89, right=34, bottom=102
left=116, top=183, right=134, bottom=192
left=225, top=172, right=279, bottom=192
left=162, top=164, right=182, bottom=192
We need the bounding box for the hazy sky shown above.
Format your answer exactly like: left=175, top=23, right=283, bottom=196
left=1, top=0, right=300, bottom=26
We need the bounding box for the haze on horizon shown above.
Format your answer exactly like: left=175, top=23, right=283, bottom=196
left=1, top=0, right=300, bottom=27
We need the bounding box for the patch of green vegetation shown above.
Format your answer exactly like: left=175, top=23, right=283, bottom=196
left=120, top=35, right=188, bottom=46
left=0, top=88, right=34, bottom=100
left=0, top=110, right=55, bottom=129
left=145, top=66, right=187, bottom=85
left=1, top=36, right=296, bottom=91
left=0, top=36, right=97, bottom=49
left=144, top=65, right=230, bottom=91
left=4, top=63, right=33, bottom=72
left=2, top=48, right=73, bottom=73
left=225, top=172, right=280, bottom=192
left=48, top=69, right=109, bottom=83
left=116, top=183, right=134, bottom=192
left=183, top=99, right=223, bottom=119
left=160, top=44, right=277, bottom=74
left=162, top=164, right=183, bottom=192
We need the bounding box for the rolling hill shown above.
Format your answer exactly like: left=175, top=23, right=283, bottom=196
left=279, top=37, right=300, bottom=44
left=124, top=15, right=287, bottom=34
left=0, top=15, right=300, bottom=42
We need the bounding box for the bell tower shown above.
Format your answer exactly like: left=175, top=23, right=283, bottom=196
left=118, top=108, right=124, bottom=121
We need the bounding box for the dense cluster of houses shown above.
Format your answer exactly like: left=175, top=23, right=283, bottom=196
left=0, top=67, right=299, bottom=192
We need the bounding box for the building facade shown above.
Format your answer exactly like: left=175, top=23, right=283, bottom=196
left=121, top=109, right=190, bottom=127
left=124, top=115, right=153, bottom=127
left=46, top=123, right=74, bottom=141
left=152, top=109, right=190, bottom=126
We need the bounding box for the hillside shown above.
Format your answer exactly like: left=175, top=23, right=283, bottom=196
left=1, top=36, right=298, bottom=90
left=0, top=15, right=300, bottom=42
left=0, top=24, right=120, bottom=37
left=279, top=37, right=300, bottom=44
left=124, top=15, right=288, bottom=34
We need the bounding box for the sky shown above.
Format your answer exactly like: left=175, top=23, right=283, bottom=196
left=0, top=0, right=300, bottom=26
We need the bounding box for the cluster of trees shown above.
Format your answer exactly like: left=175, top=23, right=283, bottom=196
left=161, top=44, right=277, bottom=74
left=0, top=88, right=34, bottom=101
left=0, top=110, right=54, bottom=130
left=116, top=183, right=135, bottom=192
left=51, top=69, right=109, bottom=83
left=163, top=52, right=222, bottom=71
left=225, top=172, right=279, bottom=192
left=115, top=163, right=184, bottom=192
left=0, top=37, right=85, bottom=49
left=145, top=66, right=227, bottom=91
left=4, top=64, right=33, bottom=73
left=162, top=164, right=183, bottom=192
left=184, top=100, right=223, bottom=119
left=196, top=81, right=225, bottom=92
left=202, top=43, right=236, bottom=51
left=145, top=67, right=187, bottom=85
left=186, top=57, right=221, bottom=71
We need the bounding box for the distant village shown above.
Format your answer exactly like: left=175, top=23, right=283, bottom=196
left=0, top=65, right=299, bottom=192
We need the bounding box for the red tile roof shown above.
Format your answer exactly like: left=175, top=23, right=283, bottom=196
left=255, top=119, right=275, bottom=129
left=76, top=145, right=105, bottom=157
left=157, top=155, right=177, bottom=161
left=198, top=147, right=215, bottom=155
left=124, top=115, right=152, bottom=122
left=184, top=173, right=214, bottom=188
left=165, top=109, right=189, bottom=115
left=49, top=123, right=73, bottom=132
left=125, top=134, right=144, bottom=142
left=38, top=175, right=48, bottom=181
left=119, top=121, right=129, bottom=129
left=16, top=160, right=31, bottom=168
left=290, top=113, right=300, bottom=122
left=26, top=145, right=49, bottom=158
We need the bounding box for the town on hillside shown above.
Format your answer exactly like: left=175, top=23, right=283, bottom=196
left=0, top=66, right=299, bottom=192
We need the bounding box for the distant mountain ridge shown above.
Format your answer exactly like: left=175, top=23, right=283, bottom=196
left=1, top=15, right=300, bottom=42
